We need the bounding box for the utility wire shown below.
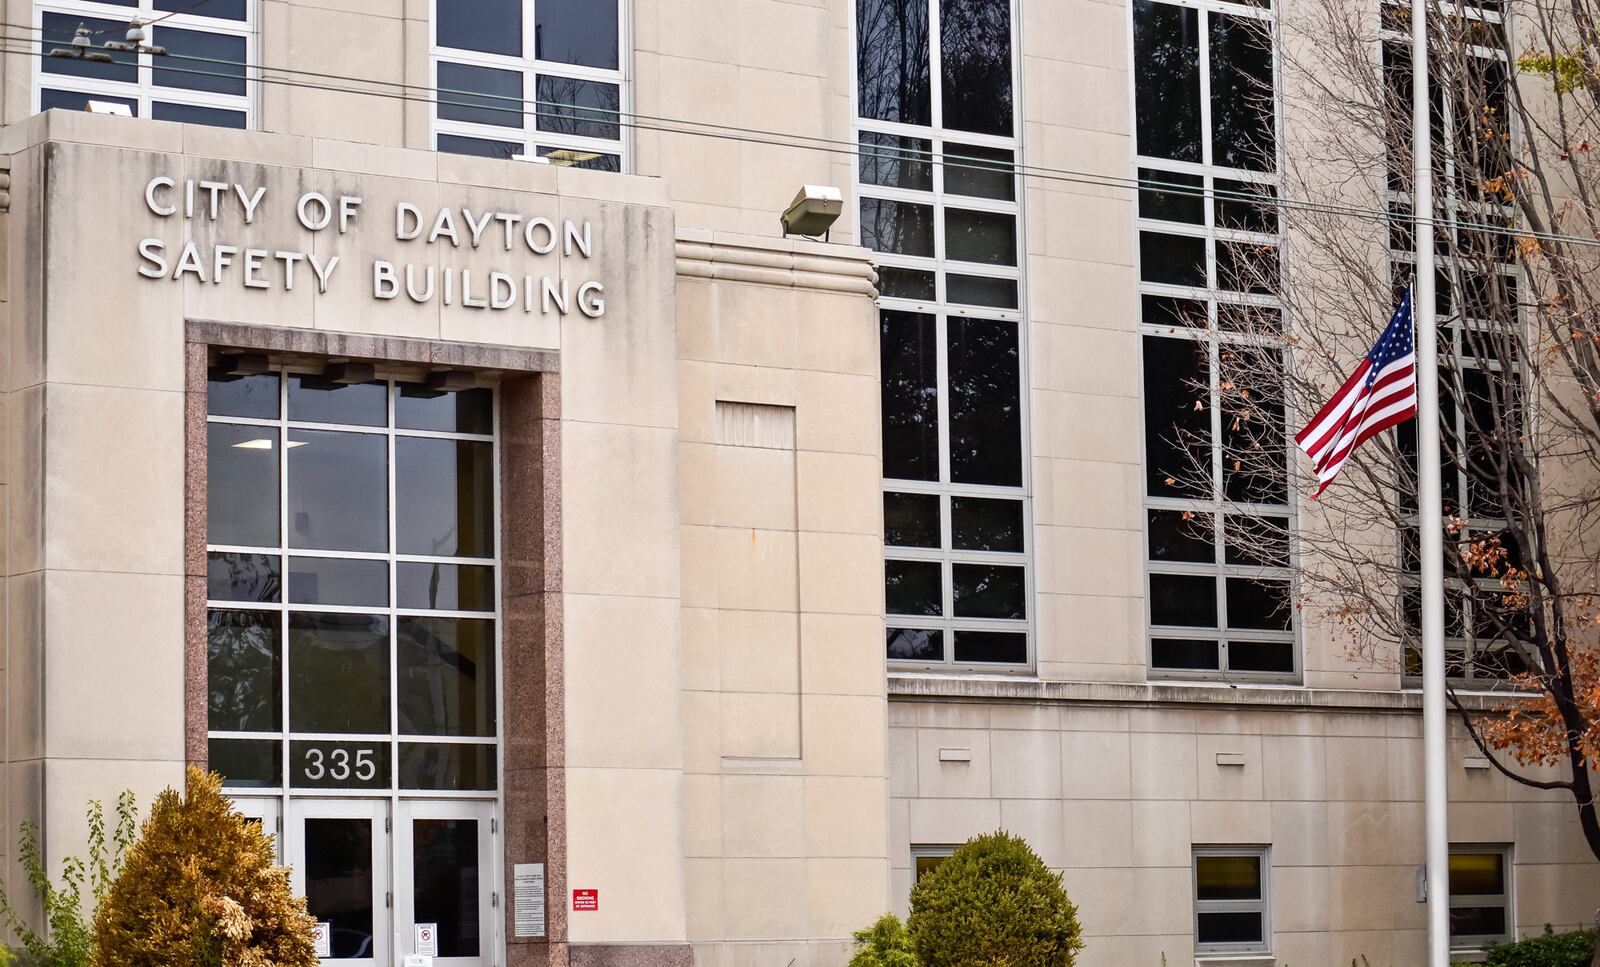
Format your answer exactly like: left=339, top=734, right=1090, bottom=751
left=11, top=32, right=1600, bottom=251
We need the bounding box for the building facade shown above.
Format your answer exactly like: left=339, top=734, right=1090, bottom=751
left=0, top=1, right=1593, bottom=967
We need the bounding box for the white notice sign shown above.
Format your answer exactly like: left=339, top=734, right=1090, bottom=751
left=312, top=922, right=331, bottom=958
left=415, top=923, right=438, bottom=957
left=513, top=863, right=547, bottom=938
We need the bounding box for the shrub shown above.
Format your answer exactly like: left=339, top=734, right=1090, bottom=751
left=1480, top=925, right=1597, bottom=967
left=91, top=767, right=317, bottom=967
left=848, top=914, right=919, bottom=967
left=907, top=831, right=1084, bottom=967
left=0, top=791, right=137, bottom=967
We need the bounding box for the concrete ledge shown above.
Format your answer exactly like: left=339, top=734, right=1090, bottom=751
left=568, top=943, right=695, bottom=967
left=675, top=228, right=878, bottom=296
left=186, top=319, right=559, bottom=373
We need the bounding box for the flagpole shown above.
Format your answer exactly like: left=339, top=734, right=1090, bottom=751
left=1411, top=0, right=1451, bottom=959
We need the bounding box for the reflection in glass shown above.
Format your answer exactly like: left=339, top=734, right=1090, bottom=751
left=881, top=311, right=940, bottom=481
left=288, top=557, right=389, bottom=607
left=940, top=0, right=1012, bottom=135
left=208, top=372, right=279, bottom=419
left=42, top=14, right=137, bottom=81
left=207, top=552, right=281, bottom=603
left=41, top=89, right=137, bottom=115
left=943, top=208, right=1017, bottom=266
left=303, top=818, right=375, bottom=959
left=884, top=492, right=940, bottom=547
left=946, top=274, right=1019, bottom=309
left=438, top=134, right=521, bottom=160
left=536, top=147, right=622, bottom=171
left=396, top=439, right=495, bottom=557
left=208, top=610, right=280, bottom=732
left=153, top=102, right=246, bottom=128
left=438, top=62, right=524, bottom=129
left=1210, top=13, right=1276, bottom=171
left=860, top=133, right=934, bottom=190
left=208, top=424, right=280, bottom=548
left=535, top=76, right=621, bottom=140
left=288, top=430, right=388, bottom=553
left=398, top=562, right=497, bottom=612
left=396, top=385, right=493, bottom=434
left=154, top=27, right=246, bottom=94
left=1197, top=854, right=1261, bottom=899
left=289, top=613, right=390, bottom=734
left=951, top=497, right=1023, bottom=552
left=436, top=0, right=521, bottom=56
left=886, top=560, right=942, bottom=616
left=1142, top=335, right=1211, bottom=498
left=952, top=563, right=1026, bottom=619
left=413, top=820, right=482, bottom=957
left=1147, top=509, right=1213, bottom=563
left=536, top=0, right=619, bottom=69
left=860, top=198, right=935, bottom=257
left=287, top=374, right=387, bottom=426
left=399, top=743, right=496, bottom=790
left=1448, top=853, right=1504, bottom=897
left=1133, top=0, right=1201, bottom=162
left=857, top=0, right=931, bottom=125
left=157, top=0, right=246, bottom=19
left=887, top=627, right=942, bottom=661
left=209, top=738, right=281, bottom=788
left=948, top=318, right=1021, bottom=486
left=946, top=144, right=1015, bottom=200
left=1139, top=168, right=1204, bottom=224
left=878, top=267, right=937, bottom=301
left=398, top=618, right=497, bottom=737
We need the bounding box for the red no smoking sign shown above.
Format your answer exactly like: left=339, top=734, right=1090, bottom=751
left=572, top=889, right=599, bottom=911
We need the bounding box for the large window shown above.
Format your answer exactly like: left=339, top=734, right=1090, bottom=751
left=33, top=0, right=253, bottom=128
left=1134, top=0, right=1293, bottom=681
left=1449, top=847, right=1513, bottom=948
left=1192, top=847, right=1271, bottom=955
left=858, top=0, right=1030, bottom=669
left=431, top=0, right=627, bottom=171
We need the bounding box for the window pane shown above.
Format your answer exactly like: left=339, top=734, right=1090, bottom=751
left=437, top=0, right=521, bottom=55
left=1215, top=179, right=1278, bottom=232
left=1226, top=577, right=1291, bottom=631
left=537, top=0, right=618, bottom=68
left=1222, top=360, right=1286, bottom=504
left=40, top=89, right=137, bottom=115
left=397, top=562, right=497, bottom=612
left=953, top=630, right=1027, bottom=663
left=1139, top=168, right=1204, bottom=224
left=438, top=134, right=521, bottom=159
left=887, top=627, right=943, bottom=661
left=395, top=438, right=495, bottom=557
left=154, top=27, right=246, bottom=95
left=1142, top=335, right=1211, bottom=498
left=1227, top=640, right=1294, bottom=672
left=1224, top=516, right=1289, bottom=566
left=152, top=102, right=247, bottom=129
left=1140, top=232, right=1207, bottom=287
left=413, top=820, right=482, bottom=957
left=1196, top=855, right=1262, bottom=900
left=1450, top=906, right=1507, bottom=939
left=209, top=738, right=280, bottom=788
left=1197, top=911, right=1264, bottom=945
left=860, top=133, right=934, bottom=190
left=952, top=497, right=1024, bottom=552
left=287, top=557, right=389, bottom=607
left=879, top=267, right=937, bottom=301
left=302, top=819, right=375, bottom=960
left=208, top=552, right=281, bottom=603
left=536, top=147, right=621, bottom=171
left=940, top=0, right=1012, bottom=135
left=1448, top=853, right=1505, bottom=896
left=948, top=318, right=1022, bottom=486
left=288, top=374, right=387, bottom=426
left=860, top=198, right=935, bottom=257
left=207, top=423, right=280, bottom=548
left=41, top=14, right=138, bottom=82
left=1132, top=0, right=1201, bottom=162
left=438, top=62, right=524, bottom=129
left=535, top=76, right=620, bottom=140
left=857, top=0, right=931, bottom=125
left=1216, top=241, right=1278, bottom=295
left=157, top=0, right=245, bottom=20
left=946, top=274, right=1019, bottom=309
left=1152, top=637, right=1218, bottom=669
left=1150, top=573, right=1217, bottom=627
left=289, top=740, right=390, bottom=790
left=1211, top=13, right=1276, bottom=171
left=288, top=430, right=389, bottom=553
left=1216, top=302, right=1281, bottom=334
left=946, top=145, right=1015, bottom=200
left=1148, top=509, right=1213, bottom=563
left=881, top=311, right=940, bottom=481
left=398, top=617, right=496, bottom=737
left=886, top=560, right=942, bottom=616
left=288, top=612, right=390, bottom=734
left=396, top=385, right=493, bottom=434
left=944, top=208, right=1017, bottom=266
left=952, top=564, right=1025, bottom=619
left=208, top=609, right=281, bottom=732
left=1143, top=294, right=1206, bottom=328
left=399, top=743, right=496, bottom=790
left=885, top=492, right=940, bottom=547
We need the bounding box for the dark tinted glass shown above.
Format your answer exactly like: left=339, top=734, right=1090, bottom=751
left=535, top=76, right=620, bottom=140
left=152, top=102, right=247, bottom=128
left=1449, top=906, right=1507, bottom=939
left=288, top=613, right=390, bottom=734
left=879, top=267, right=936, bottom=301
left=1197, top=911, right=1263, bottom=945
left=400, top=743, right=496, bottom=790
left=1224, top=515, right=1289, bottom=566
left=288, top=557, right=389, bottom=607
left=1143, top=294, right=1206, bottom=328
left=1148, top=509, right=1213, bottom=563
left=886, top=560, right=942, bottom=616
left=1221, top=353, right=1286, bottom=503
left=1448, top=852, right=1505, bottom=896
left=881, top=311, right=940, bottom=481
left=945, top=144, right=1014, bottom=200
left=1132, top=0, right=1200, bottom=162
left=398, top=562, right=497, bottom=612
left=885, top=492, right=940, bottom=547
left=857, top=0, right=931, bottom=125
left=437, top=0, right=521, bottom=55
left=42, top=15, right=137, bottom=81
left=396, top=385, right=493, bottom=434
left=1227, top=640, right=1294, bottom=672
left=209, top=738, right=280, bottom=787
left=1152, top=637, right=1218, bottom=669
left=40, top=89, right=137, bottom=115
left=208, top=552, right=281, bottom=603
left=154, top=27, right=245, bottom=95
left=860, top=133, right=934, bottom=190
left=953, top=631, right=1027, bottom=663
left=1139, top=168, right=1204, bottom=224
left=1216, top=240, right=1278, bottom=295
left=952, top=498, right=1023, bottom=552
left=1196, top=854, right=1262, bottom=899
left=207, top=423, right=280, bottom=547
left=1216, top=302, right=1281, bottom=334
left=288, top=374, right=386, bottom=426
left=946, top=274, right=1019, bottom=309
left=208, top=609, right=281, bottom=732
left=860, top=198, right=935, bottom=257
left=1215, top=179, right=1278, bottom=232
left=413, top=820, right=483, bottom=957
left=1150, top=573, right=1217, bottom=627
left=944, top=208, right=1016, bottom=266
left=396, top=438, right=495, bottom=557
left=438, top=62, right=523, bottom=129
left=887, top=627, right=942, bottom=661
left=1211, top=13, right=1276, bottom=170
left=952, top=564, right=1025, bottom=619
left=289, top=740, right=390, bottom=790
left=303, top=818, right=375, bottom=959
left=208, top=372, right=278, bottom=419
left=398, top=617, right=496, bottom=737
left=537, top=0, right=618, bottom=68
left=1226, top=578, right=1291, bottom=630
left=948, top=318, right=1021, bottom=486
left=940, top=0, right=1012, bottom=135
left=536, top=147, right=621, bottom=171
left=157, top=0, right=245, bottom=19
left=1140, top=231, right=1207, bottom=287
left=438, top=134, right=521, bottom=159
left=288, top=430, right=388, bottom=553
left=1142, top=335, right=1210, bottom=497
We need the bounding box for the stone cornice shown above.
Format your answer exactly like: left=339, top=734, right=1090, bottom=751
left=675, top=228, right=879, bottom=297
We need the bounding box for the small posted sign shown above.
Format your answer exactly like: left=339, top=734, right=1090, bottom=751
left=572, top=889, right=599, bottom=912
left=414, top=923, right=438, bottom=957
left=312, top=922, right=331, bottom=959
left=513, top=863, right=547, bottom=937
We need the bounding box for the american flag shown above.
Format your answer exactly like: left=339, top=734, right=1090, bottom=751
left=1295, top=289, right=1419, bottom=497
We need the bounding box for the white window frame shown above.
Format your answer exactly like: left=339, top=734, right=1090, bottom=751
left=910, top=843, right=958, bottom=883
left=1448, top=844, right=1514, bottom=950
left=428, top=0, right=632, bottom=170
left=31, top=0, right=258, bottom=126
left=1192, top=846, right=1272, bottom=956
left=853, top=0, right=1036, bottom=673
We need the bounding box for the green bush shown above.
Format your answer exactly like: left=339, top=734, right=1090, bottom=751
left=848, top=914, right=919, bottom=967
left=1480, top=925, right=1597, bottom=967
left=907, top=831, right=1084, bottom=967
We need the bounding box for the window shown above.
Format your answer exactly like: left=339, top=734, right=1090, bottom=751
left=911, top=844, right=956, bottom=881
left=431, top=0, right=627, bottom=170
left=1193, top=848, right=1271, bottom=955
left=33, top=0, right=254, bottom=128
left=1449, top=847, right=1512, bottom=948
left=1134, top=0, right=1292, bottom=681
left=858, top=0, right=1031, bottom=669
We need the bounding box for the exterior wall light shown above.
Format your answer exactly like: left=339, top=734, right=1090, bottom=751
left=780, top=185, right=843, bottom=239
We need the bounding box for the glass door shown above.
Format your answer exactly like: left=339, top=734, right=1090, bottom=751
left=395, top=800, right=498, bottom=967
left=287, top=799, right=390, bottom=967
left=232, top=797, right=282, bottom=863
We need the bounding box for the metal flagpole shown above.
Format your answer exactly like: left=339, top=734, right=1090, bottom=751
left=1411, top=0, right=1451, bottom=959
